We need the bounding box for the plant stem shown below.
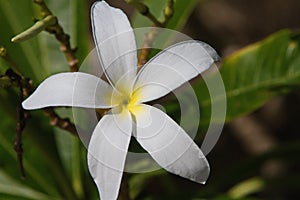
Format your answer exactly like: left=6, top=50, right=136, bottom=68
left=0, top=46, right=21, bottom=74
left=119, top=173, right=131, bottom=200
left=0, top=48, right=79, bottom=136
left=138, top=28, right=160, bottom=67
left=11, top=0, right=79, bottom=72
left=133, top=0, right=174, bottom=67
left=13, top=71, right=27, bottom=179
left=125, top=0, right=164, bottom=27
left=33, top=0, right=79, bottom=72
left=43, top=108, right=79, bottom=136
left=11, top=15, right=56, bottom=43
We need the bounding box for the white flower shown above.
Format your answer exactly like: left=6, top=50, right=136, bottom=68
left=22, top=1, right=219, bottom=199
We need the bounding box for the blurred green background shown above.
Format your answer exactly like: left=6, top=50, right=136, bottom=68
left=1, top=0, right=300, bottom=199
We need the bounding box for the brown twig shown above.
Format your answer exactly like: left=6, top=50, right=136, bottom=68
left=11, top=1, right=78, bottom=71
left=1, top=68, right=80, bottom=177
left=33, top=0, right=79, bottom=72
left=1, top=71, right=79, bottom=174
left=3, top=69, right=28, bottom=178
left=18, top=76, right=79, bottom=136
left=0, top=47, right=21, bottom=73
left=138, top=28, right=160, bottom=67
left=125, top=0, right=163, bottom=27
left=1, top=49, right=79, bottom=135
left=118, top=174, right=131, bottom=200
left=133, top=0, right=174, bottom=67
left=2, top=0, right=81, bottom=179
left=125, top=0, right=174, bottom=28
left=15, top=90, right=26, bottom=179
left=43, top=108, right=78, bottom=136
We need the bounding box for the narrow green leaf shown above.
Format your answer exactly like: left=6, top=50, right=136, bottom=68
left=228, top=177, right=265, bottom=198
left=1, top=0, right=90, bottom=198
left=0, top=0, right=90, bottom=81
left=0, top=92, right=61, bottom=197
left=0, top=170, right=60, bottom=200
left=0, top=0, right=44, bottom=81
left=0, top=131, right=59, bottom=197
left=129, top=170, right=166, bottom=199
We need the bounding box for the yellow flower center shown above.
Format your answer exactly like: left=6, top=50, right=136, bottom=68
left=111, top=87, right=143, bottom=115
left=124, top=91, right=141, bottom=113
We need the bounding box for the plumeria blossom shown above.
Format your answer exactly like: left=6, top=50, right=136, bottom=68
left=22, top=1, right=220, bottom=199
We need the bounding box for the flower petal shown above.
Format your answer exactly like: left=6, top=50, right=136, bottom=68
left=133, top=41, right=219, bottom=102
left=88, top=109, right=132, bottom=200
left=133, top=104, right=210, bottom=183
left=91, top=1, right=137, bottom=86
left=22, top=72, right=114, bottom=110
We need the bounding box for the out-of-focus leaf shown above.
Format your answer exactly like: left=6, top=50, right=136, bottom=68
left=209, top=196, right=261, bottom=200
left=0, top=0, right=90, bottom=199
left=129, top=170, right=166, bottom=199
left=0, top=170, right=59, bottom=200
left=197, top=30, right=300, bottom=125
left=228, top=177, right=265, bottom=198
left=0, top=0, right=42, bottom=81
left=0, top=92, right=60, bottom=197
left=0, top=0, right=90, bottom=82
left=0, top=91, right=82, bottom=199
left=54, top=108, right=87, bottom=199
left=39, top=0, right=90, bottom=75
left=164, top=30, right=300, bottom=130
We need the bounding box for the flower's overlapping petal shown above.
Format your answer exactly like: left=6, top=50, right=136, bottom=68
left=88, top=109, right=132, bottom=200
left=22, top=2, right=218, bottom=199
left=22, top=72, right=114, bottom=109
left=133, top=104, right=210, bottom=183
left=91, top=1, right=137, bottom=86
left=133, top=41, right=219, bottom=102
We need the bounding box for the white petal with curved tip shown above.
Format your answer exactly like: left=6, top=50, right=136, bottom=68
left=133, top=104, right=210, bottom=183
left=134, top=41, right=219, bottom=102
left=22, top=72, right=114, bottom=110
left=88, top=109, right=132, bottom=200
left=91, top=1, right=137, bottom=86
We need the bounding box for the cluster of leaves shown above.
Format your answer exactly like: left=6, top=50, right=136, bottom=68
left=0, top=0, right=300, bottom=199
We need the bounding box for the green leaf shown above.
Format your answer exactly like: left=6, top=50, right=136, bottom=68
left=161, top=29, right=300, bottom=143
left=39, top=0, right=90, bottom=74
left=0, top=0, right=90, bottom=199
left=180, top=30, right=300, bottom=128
left=129, top=170, right=166, bottom=199
left=0, top=91, right=61, bottom=197
left=0, top=0, right=43, bottom=81
left=0, top=170, right=59, bottom=200
left=166, top=0, right=198, bottom=30
left=53, top=108, right=86, bottom=199
left=228, top=177, right=265, bottom=198
left=0, top=0, right=90, bottom=82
